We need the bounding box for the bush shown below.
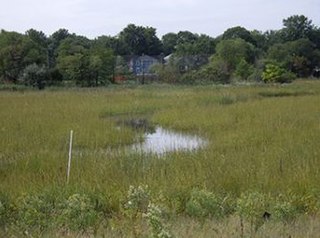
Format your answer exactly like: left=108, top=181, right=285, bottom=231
left=186, top=189, right=229, bottom=219
left=262, top=63, right=296, bottom=83
left=16, top=194, right=55, bottom=232
left=201, top=57, right=231, bottom=83
left=273, top=200, right=297, bottom=222
left=58, top=193, right=100, bottom=231
left=125, top=185, right=150, bottom=213
left=236, top=192, right=269, bottom=230
left=234, top=59, right=254, bottom=80
left=144, top=203, right=173, bottom=238
left=19, top=63, right=48, bottom=89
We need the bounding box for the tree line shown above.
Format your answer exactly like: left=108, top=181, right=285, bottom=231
left=0, top=15, right=319, bottom=88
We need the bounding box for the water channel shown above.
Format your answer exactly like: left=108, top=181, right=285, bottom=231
left=130, top=126, right=208, bottom=155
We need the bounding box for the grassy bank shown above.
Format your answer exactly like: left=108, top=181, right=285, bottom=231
left=0, top=80, right=320, bottom=236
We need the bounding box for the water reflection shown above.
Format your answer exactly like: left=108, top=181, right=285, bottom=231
left=131, top=126, right=208, bottom=155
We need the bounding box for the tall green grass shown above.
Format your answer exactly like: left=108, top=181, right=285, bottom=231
left=0, top=80, right=320, bottom=235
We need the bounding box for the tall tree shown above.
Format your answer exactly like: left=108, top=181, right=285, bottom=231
left=162, top=33, right=178, bottom=55
left=48, top=29, right=71, bottom=68
left=222, top=26, right=257, bottom=46
left=176, top=31, right=198, bottom=45
left=0, top=30, right=46, bottom=82
left=94, top=35, right=128, bottom=55
left=282, top=15, right=314, bottom=41
left=26, top=29, right=48, bottom=48
left=56, top=36, right=90, bottom=84
left=119, top=24, right=162, bottom=55
left=215, top=38, right=255, bottom=71
left=267, top=38, right=320, bottom=77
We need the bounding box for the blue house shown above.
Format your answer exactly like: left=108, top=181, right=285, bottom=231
left=129, top=55, right=160, bottom=76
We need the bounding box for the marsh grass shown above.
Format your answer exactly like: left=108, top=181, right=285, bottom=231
left=0, top=80, right=320, bottom=235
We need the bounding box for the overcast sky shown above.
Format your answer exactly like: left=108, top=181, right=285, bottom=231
left=1, top=0, right=319, bottom=38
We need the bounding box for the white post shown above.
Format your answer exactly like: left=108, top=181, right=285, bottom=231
left=67, top=130, right=73, bottom=184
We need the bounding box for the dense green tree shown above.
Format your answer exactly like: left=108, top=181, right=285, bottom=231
left=222, top=26, right=257, bottom=46
left=26, top=29, right=48, bottom=48
left=93, top=35, right=128, bottom=55
left=119, top=24, right=162, bottom=55
left=175, top=34, right=215, bottom=56
left=162, top=33, right=178, bottom=55
left=263, top=30, right=284, bottom=49
left=0, top=30, right=46, bottom=82
left=267, top=38, right=320, bottom=77
left=56, top=36, right=90, bottom=84
left=19, top=63, right=47, bottom=89
left=234, top=59, right=254, bottom=80
left=176, top=31, right=198, bottom=45
left=251, top=30, right=268, bottom=51
left=182, top=56, right=230, bottom=84
left=89, top=45, right=115, bottom=85
left=215, top=38, right=255, bottom=71
left=48, top=29, right=71, bottom=68
left=56, top=35, right=114, bottom=86
left=282, top=15, right=314, bottom=41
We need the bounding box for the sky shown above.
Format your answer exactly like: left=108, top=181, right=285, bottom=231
left=1, top=0, right=319, bottom=39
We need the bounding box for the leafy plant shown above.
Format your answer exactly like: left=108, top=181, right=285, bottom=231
left=273, top=200, right=297, bottom=222
left=125, top=185, right=150, bottom=214
left=144, top=203, right=173, bottom=238
left=236, top=192, right=269, bottom=231
left=186, top=189, right=228, bottom=219
left=58, top=193, right=100, bottom=231
left=262, top=63, right=296, bottom=83
left=16, top=194, right=55, bottom=232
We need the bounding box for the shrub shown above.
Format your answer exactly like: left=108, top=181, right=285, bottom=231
left=16, top=194, right=55, bottom=232
left=125, top=185, right=150, bottom=213
left=236, top=192, right=269, bottom=230
left=262, top=63, right=296, bottom=83
left=144, top=203, right=173, bottom=238
left=273, top=200, right=297, bottom=222
left=186, top=189, right=228, bottom=219
left=201, top=57, right=231, bottom=83
left=19, top=63, right=48, bottom=89
left=58, top=193, right=100, bottom=231
left=234, top=59, right=254, bottom=80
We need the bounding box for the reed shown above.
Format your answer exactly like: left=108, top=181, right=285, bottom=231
left=0, top=80, right=319, bottom=236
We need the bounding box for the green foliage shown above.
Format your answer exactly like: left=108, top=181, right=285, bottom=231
left=0, top=30, right=47, bottom=82
left=186, top=189, right=230, bottom=219
left=222, top=26, right=257, bottom=46
left=178, top=56, right=230, bottom=84
left=273, top=200, right=297, bottom=222
left=0, top=194, right=12, bottom=229
left=215, top=38, right=255, bottom=72
left=58, top=193, right=100, bottom=231
left=125, top=185, right=150, bottom=213
left=55, top=35, right=115, bottom=86
left=16, top=194, right=55, bottom=232
left=236, top=192, right=269, bottom=230
left=262, top=63, right=296, bottom=83
left=20, top=63, right=47, bottom=89
left=119, top=24, right=163, bottom=55
left=234, top=59, right=254, bottom=80
left=282, top=15, right=314, bottom=41
left=201, top=57, right=230, bottom=83
left=267, top=38, right=319, bottom=77
left=144, top=203, right=173, bottom=238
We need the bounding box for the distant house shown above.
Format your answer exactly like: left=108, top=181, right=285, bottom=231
left=129, top=55, right=160, bottom=76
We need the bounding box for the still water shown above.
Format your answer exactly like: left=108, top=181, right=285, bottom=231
left=131, top=126, right=208, bottom=155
